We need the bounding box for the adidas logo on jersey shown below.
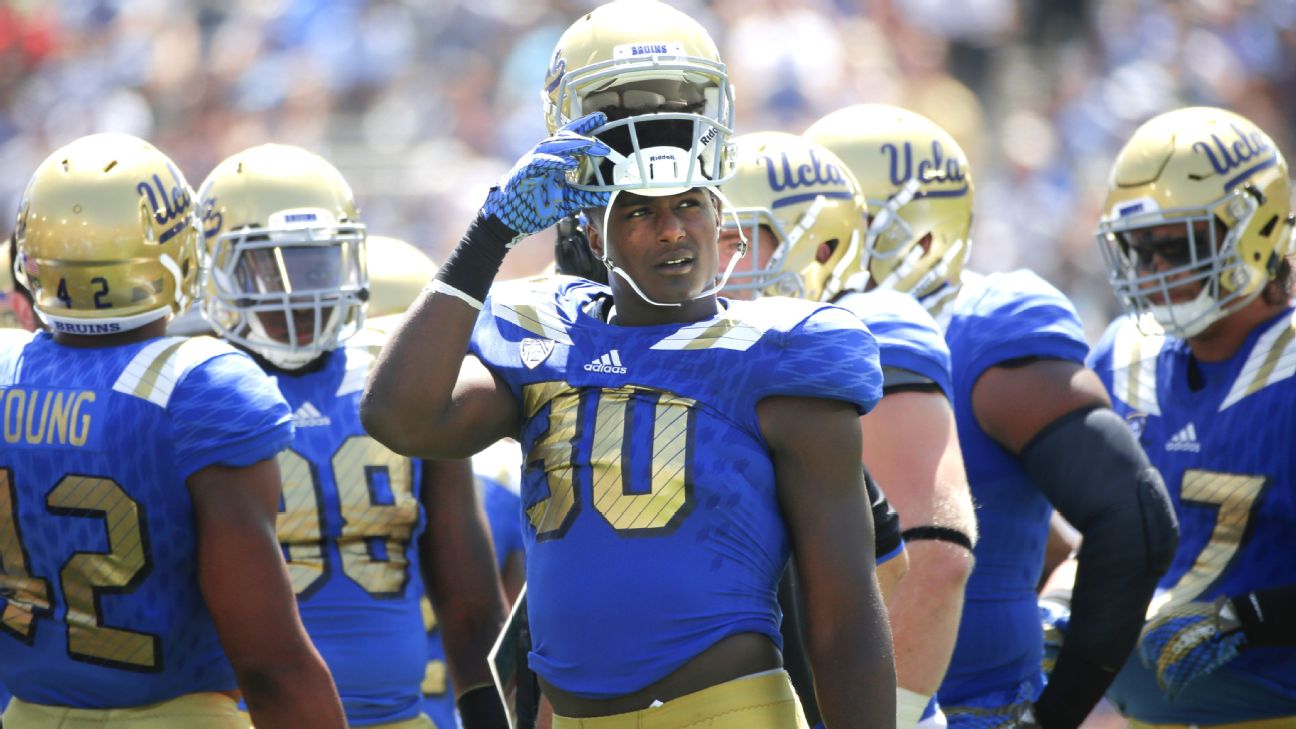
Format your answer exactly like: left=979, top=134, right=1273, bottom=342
left=1165, top=422, right=1201, bottom=452
left=584, top=350, right=627, bottom=374
left=293, top=401, right=332, bottom=428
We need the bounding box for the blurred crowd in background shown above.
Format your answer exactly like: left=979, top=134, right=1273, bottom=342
left=1, top=0, right=1294, bottom=340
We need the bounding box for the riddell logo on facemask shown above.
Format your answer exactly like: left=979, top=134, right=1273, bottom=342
left=584, top=350, right=627, bottom=374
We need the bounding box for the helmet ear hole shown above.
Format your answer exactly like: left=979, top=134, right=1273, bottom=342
left=815, top=239, right=839, bottom=265
left=1260, top=215, right=1279, bottom=238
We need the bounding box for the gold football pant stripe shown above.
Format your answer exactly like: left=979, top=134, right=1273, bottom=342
left=552, top=670, right=810, bottom=729
left=1128, top=717, right=1296, bottom=729
left=4, top=692, right=242, bottom=729
left=241, top=710, right=437, bottom=729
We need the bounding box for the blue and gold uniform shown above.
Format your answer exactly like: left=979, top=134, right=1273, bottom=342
left=0, top=329, right=292, bottom=709
left=937, top=271, right=1090, bottom=720
left=260, top=334, right=431, bottom=727
left=469, top=276, right=881, bottom=698
left=1092, top=310, right=1296, bottom=724
left=835, top=287, right=954, bottom=402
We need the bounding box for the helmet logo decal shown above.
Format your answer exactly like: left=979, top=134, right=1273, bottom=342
left=135, top=162, right=192, bottom=244
left=201, top=196, right=223, bottom=241
left=759, top=150, right=853, bottom=209
left=544, top=53, right=566, bottom=96
left=881, top=140, right=968, bottom=196
left=1192, top=123, right=1277, bottom=191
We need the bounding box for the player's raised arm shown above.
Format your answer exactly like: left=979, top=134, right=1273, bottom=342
left=761, top=395, right=897, bottom=729
left=362, top=114, right=610, bottom=459
left=189, top=460, right=346, bottom=729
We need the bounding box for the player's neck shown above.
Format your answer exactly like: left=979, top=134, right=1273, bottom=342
left=53, top=318, right=168, bottom=348
left=1187, top=295, right=1289, bottom=363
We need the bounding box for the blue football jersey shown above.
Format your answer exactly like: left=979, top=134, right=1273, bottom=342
left=938, top=271, right=1090, bottom=711
left=470, top=276, right=882, bottom=698
left=1091, top=310, right=1296, bottom=723
left=0, top=330, right=292, bottom=708
left=835, top=288, right=954, bottom=400
left=261, top=336, right=430, bottom=727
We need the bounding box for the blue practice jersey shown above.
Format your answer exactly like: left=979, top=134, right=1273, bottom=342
left=1092, top=310, right=1296, bottom=723
left=0, top=330, right=292, bottom=708
left=938, top=271, right=1090, bottom=711
left=835, top=288, right=954, bottom=401
left=470, top=276, right=882, bottom=698
left=421, top=473, right=524, bottom=729
left=261, top=335, right=430, bottom=727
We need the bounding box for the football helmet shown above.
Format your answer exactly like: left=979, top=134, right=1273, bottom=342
left=544, top=0, right=735, bottom=194
left=1096, top=107, right=1293, bottom=338
left=13, top=134, right=199, bottom=335
left=805, top=104, right=974, bottom=316
left=198, top=144, right=367, bottom=370
left=719, top=131, right=868, bottom=301
left=366, top=235, right=437, bottom=318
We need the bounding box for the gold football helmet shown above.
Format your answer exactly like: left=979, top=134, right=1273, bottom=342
left=1096, top=107, right=1294, bottom=338
left=13, top=133, right=199, bottom=335
left=544, top=0, right=735, bottom=193
left=719, top=131, right=867, bottom=301
left=366, top=235, right=437, bottom=318
left=198, top=144, right=367, bottom=370
left=805, top=104, right=974, bottom=316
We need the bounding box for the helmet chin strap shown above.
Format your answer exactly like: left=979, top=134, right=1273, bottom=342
left=599, top=187, right=748, bottom=308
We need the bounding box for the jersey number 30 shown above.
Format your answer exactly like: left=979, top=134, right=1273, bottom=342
left=522, top=383, right=697, bottom=541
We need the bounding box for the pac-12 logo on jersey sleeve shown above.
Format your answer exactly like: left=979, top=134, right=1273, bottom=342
left=520, top=338, right=555, bottom=369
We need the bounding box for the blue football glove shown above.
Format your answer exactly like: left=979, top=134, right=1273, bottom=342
left=1039, top=595, right=1070, bottom=678
left=482, top=112, right=612, bottom=239
left=1138, top=599, right=1247, bottom=699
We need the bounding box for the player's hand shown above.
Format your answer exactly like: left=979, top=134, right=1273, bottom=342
left=482, top=112, right=611, bottom=240
left=1138, top=599, right=1247, bottom=699
left=1039, top=595, right=1070, bottom=677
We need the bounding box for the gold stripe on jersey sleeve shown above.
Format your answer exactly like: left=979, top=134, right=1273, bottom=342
left=651, top=314, right=765, bottom=352
left=1220, top=311, right=1296, bottom=411
left=1110, top=316, right=1162, bottom=416
left=130, top=339, right=188, bottom=402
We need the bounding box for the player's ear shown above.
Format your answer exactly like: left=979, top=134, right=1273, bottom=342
left=584, top=210, right=605, bottom=258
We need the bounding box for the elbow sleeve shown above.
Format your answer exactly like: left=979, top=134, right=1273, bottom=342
left=1021, top=407, right=1179, bottom=666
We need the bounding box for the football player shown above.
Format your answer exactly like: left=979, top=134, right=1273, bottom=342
left=719, top=130, right=976, bottom=729
left=362, top=3, right=897, bottom=727
left=808, top=104, right=1180, bottom=729
left=197, top=144, right=509, bottom=729
left=0, top=134, right=344, bottom=729
left=1090, top=107, right=1296, bottom=726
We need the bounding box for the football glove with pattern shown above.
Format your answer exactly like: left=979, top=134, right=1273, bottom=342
left=482, top=112, right=611, bottom=239
left=1138, top=599, right=1247, bottom=699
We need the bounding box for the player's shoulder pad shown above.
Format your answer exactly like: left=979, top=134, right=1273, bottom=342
left=111, top=335, right=243, bottom=408
left=1220, top=306, right=1296, bottom=411
left=953, top=269, right=1075, bottom=320
left=484, top=274, right=598, bottom=346
left=1091, top=314, right=1165, bottom=416
left=649, top=296, right=848, bottom=353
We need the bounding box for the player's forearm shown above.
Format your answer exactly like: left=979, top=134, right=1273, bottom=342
left=887, top=540, right=972, bottom=696
left=362, top=215, right=512, bottom=455
left=240, top=652, right=346, bottom=729
left=807, top=589, right=897, bottom=729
